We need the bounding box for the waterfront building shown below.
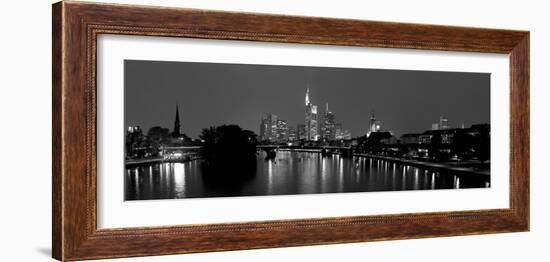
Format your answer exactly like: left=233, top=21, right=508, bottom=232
left=418, top=133, right=433, bottom=144
left=400, top=133, right=420, bottom=144
left=441, top=132, right=454, bottom=144
left=419, top=126, right=478, bottom=145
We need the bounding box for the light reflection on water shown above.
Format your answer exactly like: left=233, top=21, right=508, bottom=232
left=125, top=151, right=490, bottom=200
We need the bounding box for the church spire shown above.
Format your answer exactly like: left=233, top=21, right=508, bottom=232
left=173, top=104, right=181, bottom=137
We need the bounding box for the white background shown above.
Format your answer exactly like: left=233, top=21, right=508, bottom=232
left=0, top=0, right=547, bottom=261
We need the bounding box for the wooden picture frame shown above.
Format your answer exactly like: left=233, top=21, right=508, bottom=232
left=52, top=1, right=529, bottom=261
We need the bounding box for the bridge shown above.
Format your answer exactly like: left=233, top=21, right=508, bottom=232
left=127, top=144, right=354, bottom=166
left=256, top=145, right=353, bottom=158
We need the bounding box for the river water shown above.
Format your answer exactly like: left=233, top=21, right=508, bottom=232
left=125, top=151, right=490, bottom=200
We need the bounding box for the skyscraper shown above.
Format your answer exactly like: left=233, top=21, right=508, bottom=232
left=276, top=119, right=289, bottom=143
left=172, top=105, right=181, bottom=137
left=439, top=116, right=450, bottom=130
left=288, top=126, right=297, bottom=142
left=259, top=115, right=268, bottom=141
left=260, top=113, right=279, bottom=142
left=335, top=123, right=343, bottom=140
left=297, top=124, right=306, bottom=140
left=322, top=103, right=336, bottom=141
left=305, top=88, right=319, bottom=141
left=335, top=124, right=351, bottom=140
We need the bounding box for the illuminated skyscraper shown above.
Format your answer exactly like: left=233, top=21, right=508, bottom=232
left=322, top=103, right=336, bottom=141
left=260, top=113, right=279, bottom=142
left=335, top=123, right=343, bottom=140
left=259, top=115, right=268, bottom=141
left=305, top=88, right=319, bottom=141
left=288, top=126, right=297, bottom=142
left=297, top=124, right=306, bottom=140
left=276, top=119, right=289, bottom=143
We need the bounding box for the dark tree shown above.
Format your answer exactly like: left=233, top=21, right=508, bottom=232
left=147, top=126, right=171, bottom=155
left=200, top=125, right=258, bottom=181
left=125, top=127, right=146, bottom=159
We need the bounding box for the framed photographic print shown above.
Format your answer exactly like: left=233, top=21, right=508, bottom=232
left=52, top=1, right=529, bottom=261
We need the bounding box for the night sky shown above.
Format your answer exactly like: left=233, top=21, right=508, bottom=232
left=124, top=60, right=490, bottom=139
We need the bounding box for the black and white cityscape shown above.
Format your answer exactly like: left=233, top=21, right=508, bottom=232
left=124, top=60, right=491, bottom=201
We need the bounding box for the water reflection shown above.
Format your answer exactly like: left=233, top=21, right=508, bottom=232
left=125, top=151, right=490, bottom=200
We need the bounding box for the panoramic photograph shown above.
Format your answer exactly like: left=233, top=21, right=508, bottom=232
left=124, top=60, right=491, bottom=201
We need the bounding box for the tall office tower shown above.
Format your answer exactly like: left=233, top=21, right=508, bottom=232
left=297, top=124, right=306, bottom=140
left=288, top=126, right=297, bottom=142
left=260, top=113, right=279, bottom=142
left=323, top=103, right=336, bottom=141
left=259, top=115, right=268, bottom=141
left=276, top=119, right=289, bottom=143
left=305, top=88, right=319, bottom=141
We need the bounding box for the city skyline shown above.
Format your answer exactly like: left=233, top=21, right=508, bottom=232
left=124, top=59, right=492, bottom=201
left=259, top=89, right=352, bottom=143
left=125, top=60, right=490, bottom=139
